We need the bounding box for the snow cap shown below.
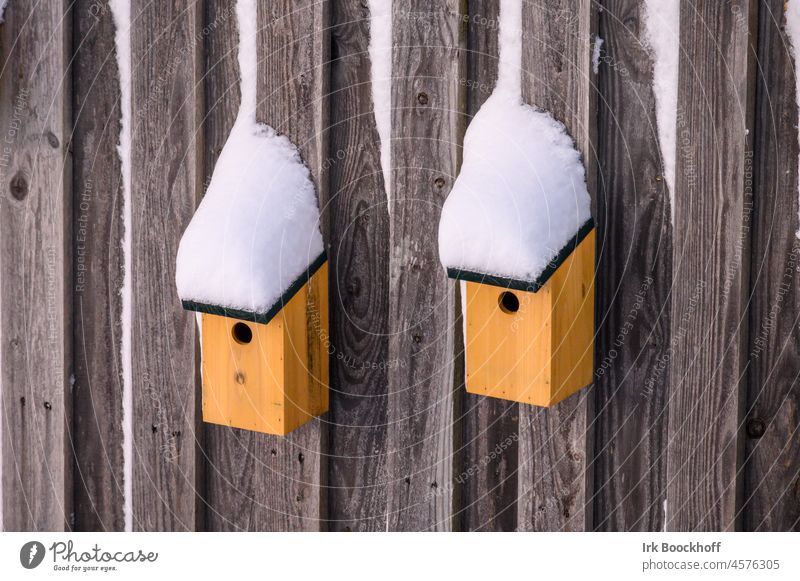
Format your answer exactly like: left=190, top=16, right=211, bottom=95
left=175, top=0, right=324, bottom=323
left=438, top=93, right=591, bottom=292
left=175, top=121, right=325, bottom=323
left=437, top=0, right=592, bottom=292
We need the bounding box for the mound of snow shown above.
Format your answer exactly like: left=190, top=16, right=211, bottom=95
left=438, top=92, right=591, bottom=285
left=176, top=0, right=324, bottom=318
left=175, top=119, right=324, bottom=316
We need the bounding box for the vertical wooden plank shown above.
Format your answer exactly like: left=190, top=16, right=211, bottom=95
left=131, top=0, right=202, bottom=531
left=386, top=0, right=465, bottom=531
left=458, top=0, right=519, bottom=532
left=71, top=0, right=126, bottom=532
left=0, top=0, right=72, bottom=530
left=326, top=0, right=390, bottom=531
left=198, top=0, right=279, bottom=531
left=216, top=0, right=330, bottom=530
left=201, top=1, right=239, bottom=188
left=517, top=0, right=596, bottom=531
left=592, top=0, right=671, bottom=531
left=666, top=0, right=756, bottom=531
left=744, top=0, right=800, bottom=531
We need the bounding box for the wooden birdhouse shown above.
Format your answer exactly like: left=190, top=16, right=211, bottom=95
left=452, top=224, right=595, bottom=407
left=178, top=247, right=329, bottom=436
left=190, top=259, right=329, bottom=436
left=175, top=107, right=329, bottom=436
left=438, top=91, right=595, bottom=407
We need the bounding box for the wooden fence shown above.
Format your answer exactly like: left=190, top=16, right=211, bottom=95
left=0, top=0, right=798, bottom=531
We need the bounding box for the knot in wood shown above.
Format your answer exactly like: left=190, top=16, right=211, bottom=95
left=746, top=418, right=766, bottom=439
left=10, top=172, right=28, bottom=200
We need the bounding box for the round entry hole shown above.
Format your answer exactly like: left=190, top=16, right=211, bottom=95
left=498, top=291, right=520, bottom=314
left=232, top=322, right=253, bottom=344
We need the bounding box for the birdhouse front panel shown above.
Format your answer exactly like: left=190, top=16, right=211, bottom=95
left=465, top=231, right=594, bottom=407
left=201, top=262, right=329, bottom=435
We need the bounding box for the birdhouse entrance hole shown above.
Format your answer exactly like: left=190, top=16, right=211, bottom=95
left=232, top=322, right=253, bottom=344
left=498, top=291, right=520, bottom=314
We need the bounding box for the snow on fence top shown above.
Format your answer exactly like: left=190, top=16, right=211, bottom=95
left=175, top=0, right=324, bottom=322
left=369, top=0, right=392, bottom=205
left=643, top=0, right=680, bottom=224
left=786, top=0, right=800, bottom=238
left=438, top=0, right=591, bottom=290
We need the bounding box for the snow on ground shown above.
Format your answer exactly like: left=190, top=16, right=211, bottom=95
left=438, top=0, right=591, bottom=284
left=175, top=0, right=324, bottom=315
left=369, top=0, right=392, bottom=205
left=643, top=0, right=680, bottom=223
left=0, top=1, right=8, bottom=24
left=786, top=0, right=800, bottom=237
left=109, top=0, right=133, bottom=533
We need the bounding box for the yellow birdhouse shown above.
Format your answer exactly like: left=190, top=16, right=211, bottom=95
left=195, top=260, right=329, bottom=436
left=454, top=226, right=595, bottom=407
left=174, top=112, right=329, bottom=436
left=437, top=91, right=595, bottom=407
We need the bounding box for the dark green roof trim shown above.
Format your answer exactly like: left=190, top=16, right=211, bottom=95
left=182, top=251, right=327, bottom=325
left=447, top=218, right=594, bottom=293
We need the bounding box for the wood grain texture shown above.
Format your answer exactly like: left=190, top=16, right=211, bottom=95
left=201, top=0, right=239, bottom=189
left=205, top=0, right=331, bottom=532
left=743, top=0, right=800, bottom=531
left=130, top=0, right=202, bottom=531
left=216, top=0, right=331, bottom=531
left=71, top=0, right=126, bottom=531
left=517, top=0, right=596, bottom=532
left=200, top=0, right=284, bottom=531
left=326, top=0, right=390, bottom=531
left=592, top=0, right=671, bottom=531
left=0, top=0, right=72, bottom=531
left=666, top=0, right=756, bottom=531
left=386, top=0, right=465, bottom=531
left=458, top=0, right=519, bottom=532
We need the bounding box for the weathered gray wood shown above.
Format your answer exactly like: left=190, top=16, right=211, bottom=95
left=666, top=0, right=756, bottom=531
left=71, top=0, right=126, bottom=531
left=743, top=0, right=800, bottom=532
left=130, top=0, right=202, bottom=531
left=386, top=0, right=465, bottom=531
left=592, top=0, right=671, bottom=531
left=201, top=1, right=239, bottom=186
left=200, top=0, right=337, bottom=533
left=0, top=0, right=72, bottom=531
left=198, top=0, right=283, bottom=532
left=222, top=0, right=331, bottom=531
left=326, top=0, right=390, bottom=531
left=458, top=0, right=519, bottom=532
left=517, top=0, right=596, bottom=532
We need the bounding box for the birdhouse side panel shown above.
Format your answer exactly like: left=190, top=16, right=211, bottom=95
left=279, top=263, right=330, bottom=433
left=307, top=262, right=330, bottom=415
left=548, top=230, right=595, bottom=405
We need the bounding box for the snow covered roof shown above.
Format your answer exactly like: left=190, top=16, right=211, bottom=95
left=438, top=92, right=592, bottom=292
left=175, top=0, right=325, bottom=324
left=176, top=120, right=325, bottom=323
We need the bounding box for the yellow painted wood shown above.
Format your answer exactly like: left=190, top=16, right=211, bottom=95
left=465, top=232, right=595, bottom=407
left=201, top=262, right=329, bottom=435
